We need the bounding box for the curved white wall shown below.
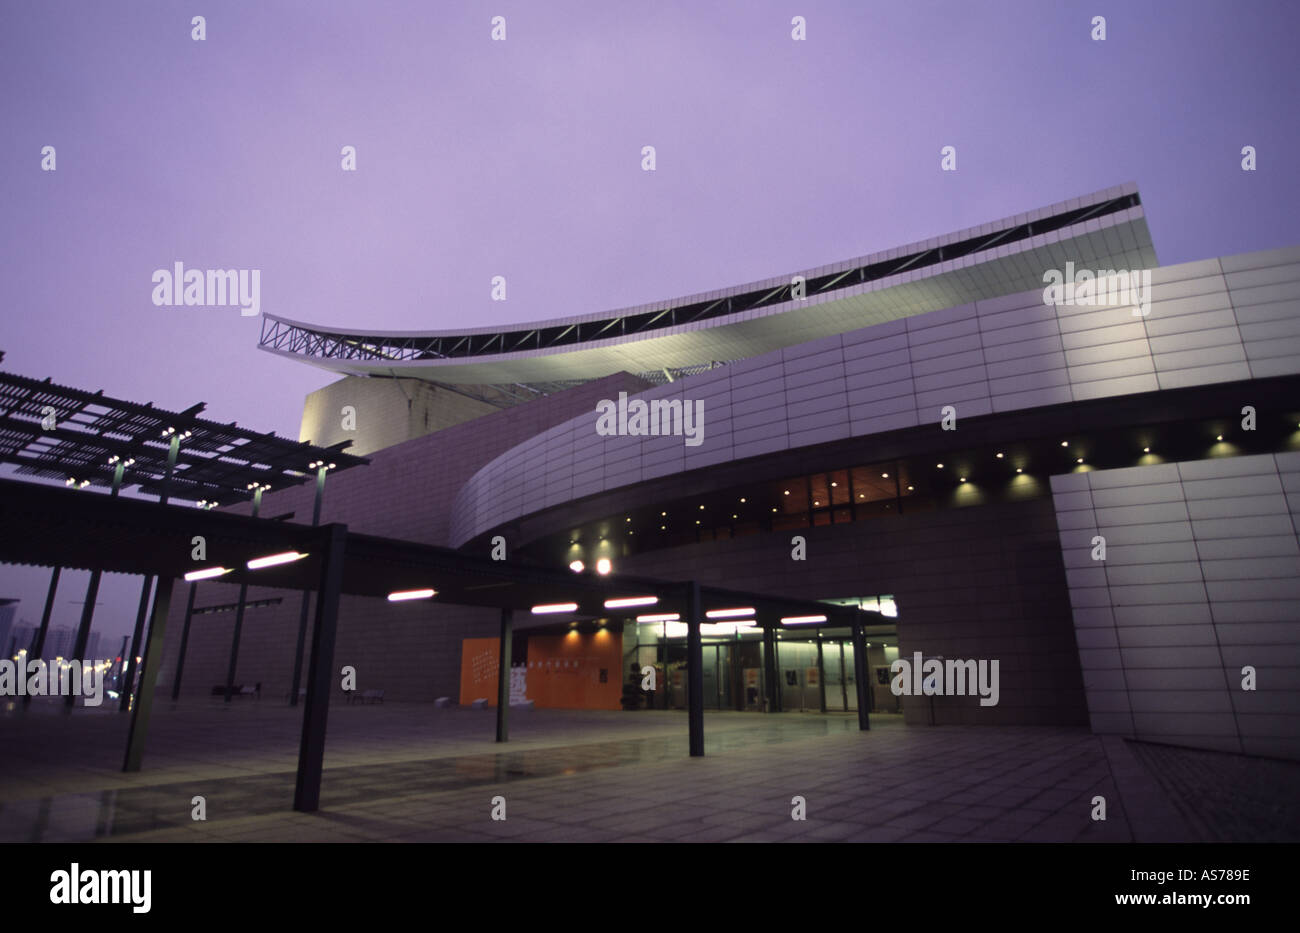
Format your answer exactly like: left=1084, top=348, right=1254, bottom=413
left=450, top=246, right=1300, bottom=547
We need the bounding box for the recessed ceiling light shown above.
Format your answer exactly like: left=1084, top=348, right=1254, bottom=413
left=739, top=497, right=746, bottom=503
left=936, top=463, right=944, bottom=469
left=830, top=481, right=837, bottom=487
left=783, top=490, right=790, bottom=495
left=1061, top=441, right=1068, bottom=447
left=906, top=485, right=913, bottom=491
left=996, top=452, right=1004, bottom=459
left=960, top=477, right=967, bottom=483
left=1077, top=458, right=1084, bottom=464
left=1016, top=468, right=1023, bottom=474
left=1143, top=447, right=1150, bottom=453
left=1216, top=435, right=1224, bottom=442
left=881, top=472, right=889, bottom=478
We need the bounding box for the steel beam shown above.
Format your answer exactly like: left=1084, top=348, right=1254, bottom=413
left=495, top=608, right=513, bottom=742
left=293, top=524, right=347, bottom=813
left=686, top=581, right=704, bottom=757
left=171, top=584, right=198, bottom=701
left=289, top=466, right=327, bottom=707
left=120, top=578, right=153, bottom=712
left=122, top=576, right=175, bottom=771
left=22, top=566, right=60, bottom=709
left=851, top=620, right=870, bottom=731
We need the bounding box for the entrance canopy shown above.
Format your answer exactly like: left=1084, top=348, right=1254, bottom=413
left=0, top=476, right=875, bottom=628
left=0, top=474, right=878, bottom=812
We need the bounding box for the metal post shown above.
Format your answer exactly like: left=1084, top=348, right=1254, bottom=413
left=66, top=570, right=102, bottom=709
left=171, top=584, right=198, bottom=701
left=120, top=578, right=153, bottom=712
left=839, top=642, right=848, bottom=711
left=123, top=576, right=175, bottom=771
left=224, top=487, right=263, bottom=703
left=121, top=434, right=178, bottom=711
left=67, top=458, right=121, bottom=709
left=686, top=581, right=704, bottom=757
left=495, top=608, right=513, bottom=742
left=759, top=628, right=769, bottom=717
left=23, top=566, right=59, bottom=709
left=289, top=465, right=328, bottom=707
left=850, top=620, right=870, bottom=731
left=294, top=523, right=347, bottom=813
left=816, top=630, right=827, bottom=713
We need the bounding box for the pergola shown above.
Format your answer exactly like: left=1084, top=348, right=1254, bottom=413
left=0, top=369, right=369, bottom=713
left=0, top=475, right=878, bottom=813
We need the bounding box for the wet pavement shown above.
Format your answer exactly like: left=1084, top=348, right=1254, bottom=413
left=0, top=699, right=1281, bottom=843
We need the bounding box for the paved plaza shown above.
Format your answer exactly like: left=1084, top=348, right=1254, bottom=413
left=1, top=700, right=1294, bottom=843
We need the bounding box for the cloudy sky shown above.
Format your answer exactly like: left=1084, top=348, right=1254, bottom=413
left=2, top=0, right=1298, bottom=639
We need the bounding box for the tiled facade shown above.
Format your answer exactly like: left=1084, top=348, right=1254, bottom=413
left=1051, top=453, right=1300, bottom=760
left=450, top=246, right=1300, bottom=546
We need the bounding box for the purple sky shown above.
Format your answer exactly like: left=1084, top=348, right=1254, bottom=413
left=2, top=0, right=1299, bottom=640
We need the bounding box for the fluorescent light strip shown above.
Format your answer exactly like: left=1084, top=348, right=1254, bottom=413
left=247, top=551, right=308, bottom=570
left=184, top=567, right=231, bottom=582
left=604, top=596, right=658, bottom=609
left=388, top=588, right=436, bottom=602
left=782, top=615, right=827, bottom=625
left=706, top=607, right=755, bottom=619
left=532, top=602, right=578, bottom=614
left=636, top=613, right=680, bottom=623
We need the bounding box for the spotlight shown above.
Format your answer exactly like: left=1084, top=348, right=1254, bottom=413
left=595, top=557, right=612, bottom=575
left=569, top=560, right=584, bottom=573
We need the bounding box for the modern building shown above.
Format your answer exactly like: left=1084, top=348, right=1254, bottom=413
left=156, top=183, right=1299, bottom=761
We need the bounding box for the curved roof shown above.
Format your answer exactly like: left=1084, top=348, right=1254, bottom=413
left=260, top=184, right=1153, bottom=384
left=446, top=244, right=1300, bottom=548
